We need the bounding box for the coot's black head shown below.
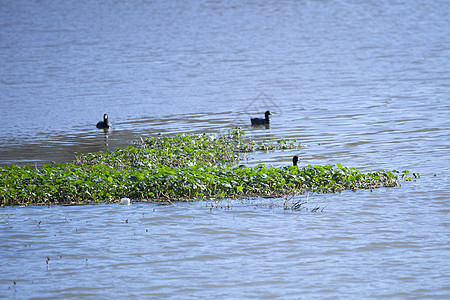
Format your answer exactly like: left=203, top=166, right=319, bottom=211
left=103, top=114, right=108, bottom=121
left=293, top=155, right=299, bottom=166
left=265, top=111, right=271, bottom=118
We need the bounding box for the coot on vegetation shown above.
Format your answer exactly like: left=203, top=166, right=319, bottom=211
left=292, top=155, right=299, bottom=167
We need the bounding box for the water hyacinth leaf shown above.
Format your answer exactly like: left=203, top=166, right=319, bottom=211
left=0, top=128, right=414, bottom=205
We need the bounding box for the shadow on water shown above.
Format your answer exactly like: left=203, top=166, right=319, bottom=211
left=0, top=111, right=279, bottom=166
left=0, top=129, right=110, bottom=166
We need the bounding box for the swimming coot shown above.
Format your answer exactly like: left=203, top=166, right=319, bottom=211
left=96, top=114, right=112, bottom=129
left=251, top=111, right=271, bottom=125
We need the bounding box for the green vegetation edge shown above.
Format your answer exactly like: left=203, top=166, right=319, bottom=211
left=0, top=129, right=417, bottom=206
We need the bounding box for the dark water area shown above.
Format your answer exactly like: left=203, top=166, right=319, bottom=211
left=1, top=0, right=449, bottom=298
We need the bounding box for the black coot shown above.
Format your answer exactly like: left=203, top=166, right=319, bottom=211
left=292, top=155, right=299, bottom=167
left=251, top=111, right=271, bottom=125
left=96, top=114, right=112, bottom=129
left=284, top=156, right=299, bottom=170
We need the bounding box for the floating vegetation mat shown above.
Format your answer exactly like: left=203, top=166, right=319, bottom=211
left=0, top=128, right=416, bottom=206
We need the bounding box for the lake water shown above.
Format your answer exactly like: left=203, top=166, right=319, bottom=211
left=1, top=0, right=449, bottom=298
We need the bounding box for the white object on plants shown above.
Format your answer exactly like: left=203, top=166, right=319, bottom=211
left=120, top=198, right=131, bottom=205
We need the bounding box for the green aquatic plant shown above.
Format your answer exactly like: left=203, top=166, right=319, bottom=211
left=0, top=128, right=414, bottom=206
